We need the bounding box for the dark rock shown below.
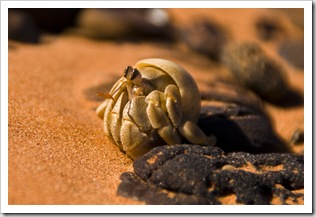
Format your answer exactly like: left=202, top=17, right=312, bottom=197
left=221, top=42, right=289, bottom=103
left=198, top=114, right=289, bottom=154
left=8, top=9, right=41, bottom=43
left=118, top=172, right=211, bottom=205
left=272, top=88, right=303, bottom=107
left=13, top=8, right=81, bottom=33
left=181, top=19, right=228, bottom=60
left=278, top=39, right=304, bottom=70
left=199, top=101, right=290, bottom=153
left=118, top=145, right=304, bottom=205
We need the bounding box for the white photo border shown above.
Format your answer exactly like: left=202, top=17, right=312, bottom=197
left=1, top=0, right=313, bottom=214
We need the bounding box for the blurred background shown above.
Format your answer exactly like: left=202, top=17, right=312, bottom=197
left=8, top=8, right=304, bottom=76
left=8, top=8, right=303, bottom=58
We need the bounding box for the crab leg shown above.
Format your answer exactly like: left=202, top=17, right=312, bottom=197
left=178, top=120, right=216, bottom=146
left=146, top=90, right=181, bottom=145
left=164, top=84, right=183, bottom=127
left=98, top=78, right=127, bottom=142
left=120, top=120, right=152, bottom=159
left=120, top=96, right=153, bottom=159
left=109, top=91, right=128, bottom=146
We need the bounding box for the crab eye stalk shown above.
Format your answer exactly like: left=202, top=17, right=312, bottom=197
left=130, top=68, right=142, bottom=85
left=124, top=66, right=142, bottom=85
left=124, top=66, right=133, bottom=79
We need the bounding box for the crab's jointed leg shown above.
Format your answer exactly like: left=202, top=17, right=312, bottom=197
left=120, top=96, right=154, bottom=159
left=164, top=85, right=183, bottom=127
left=146, top=90, right=181, bottom=145
left=178, top=120, right=216, bottom=146
left=109, top=91, right=128, bottom=146
left=147, top=84, right=216, bottom=146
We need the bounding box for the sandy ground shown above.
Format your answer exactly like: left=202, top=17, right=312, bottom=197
left=8, top=8, right=304, bottom=205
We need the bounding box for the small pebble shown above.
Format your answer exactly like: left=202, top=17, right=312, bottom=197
left=221, top=42, right=289, bottom=103
left=181, top=19, right=227, bottom=60
left=221, top=165, right=236, bottom=171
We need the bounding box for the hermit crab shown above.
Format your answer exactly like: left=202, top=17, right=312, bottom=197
left=96, top=58, right=216, bottom=159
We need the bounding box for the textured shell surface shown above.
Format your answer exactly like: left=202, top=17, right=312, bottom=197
left=134, top=58, right=201, bottom=122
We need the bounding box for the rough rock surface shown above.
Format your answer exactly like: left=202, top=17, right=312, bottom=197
left=118, top=145, right=304, bottom=205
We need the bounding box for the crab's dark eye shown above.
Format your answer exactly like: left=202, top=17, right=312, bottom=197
left=124, top=66, right=141, bottom=83
left=130, top=68, right=140, bottom=81
left=124, top=66, right=133, bottom=78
